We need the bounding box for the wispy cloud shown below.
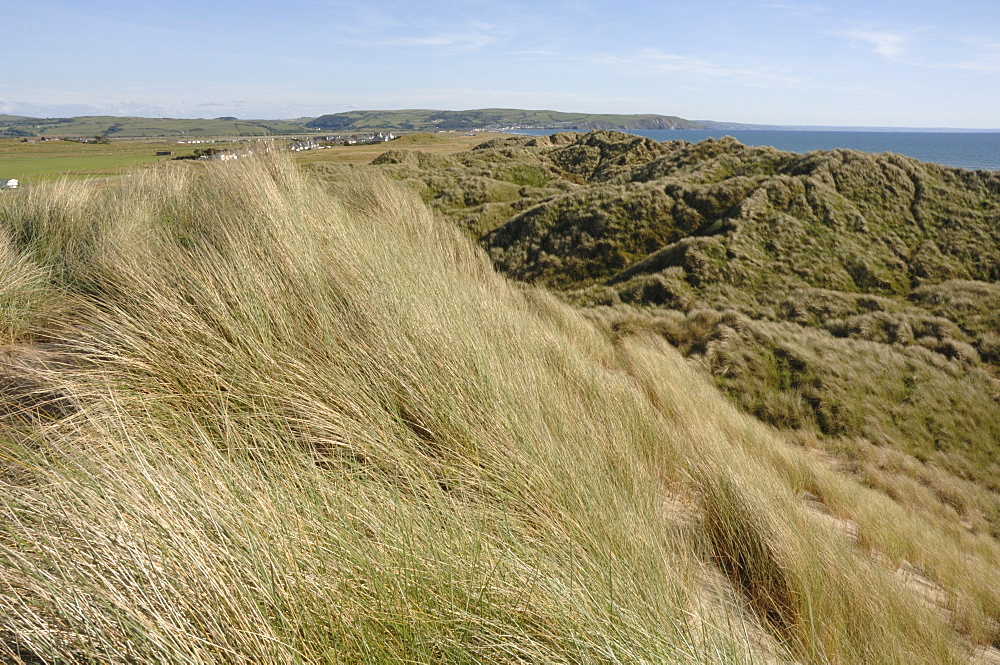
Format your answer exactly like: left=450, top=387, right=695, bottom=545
left=343, top=22, right=503, bottom=51
left=842, top=29, right=908, bottom=58
left=0, top=99, right=183, bottom=118
left=761, top=3, right=829, bottom=15
left=388, top=87, right=653, bottom=114
left=0, top=91, right=340, bottom=120
left=592, top=48, right=806, bottom=88
left=197, top=100, right=250, bottom=108
left=634, top=49, right=768, bottom=78
left=942, top=37, right=1000, bottom=72
left=839, top=28, right=1000, bottom=72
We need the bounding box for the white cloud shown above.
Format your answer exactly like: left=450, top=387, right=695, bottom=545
left=592, top=48, right=807, bottom=88
left=941, top=38, right=1000, bottom=72
left=839, top=29, right=1000, bottom=72
left=635, top=49, right=767, bottom=78
left=344, top=21, right=503, bottom=51
left=841, top=29, right=908, bottom=58
left=761, top=3, right=829, bottom=15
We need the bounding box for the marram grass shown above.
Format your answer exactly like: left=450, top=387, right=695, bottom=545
left=0, top=155, right=995, bottom=663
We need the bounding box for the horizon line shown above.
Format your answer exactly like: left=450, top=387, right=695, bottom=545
left=3, top=109, right=999, bottom=132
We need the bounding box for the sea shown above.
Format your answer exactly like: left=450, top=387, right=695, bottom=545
left=506, top=129, right=1000, bottom=172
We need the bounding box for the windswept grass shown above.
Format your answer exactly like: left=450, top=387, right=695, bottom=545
left=362, top=131, right=1000, bottom=568
left=0, top=231, right=56, bottom=345
left=0, top=155, right=995, bottom=662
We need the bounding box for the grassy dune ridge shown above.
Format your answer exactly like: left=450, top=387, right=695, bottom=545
left=344, top=130, right=1000, bottom=543
left=0, top=155, right=997, bottom=662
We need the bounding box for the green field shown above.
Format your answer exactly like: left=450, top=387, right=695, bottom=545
left=0, top=138, right=244, bottom=183
left=0, top=133, right=511, bottom=184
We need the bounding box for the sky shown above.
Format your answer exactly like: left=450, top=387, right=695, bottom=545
left=3, top=0, right=1000, bottom=128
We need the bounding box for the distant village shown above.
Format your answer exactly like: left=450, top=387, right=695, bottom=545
left=175, top=132, right=398, bottom=162
left=298, top=132, right=397, bottom=146
left=3, top=132, right=401, bottom=184
left=18, top=131, right=398, bottom=147
left=178, top=132, right=395, bottom=148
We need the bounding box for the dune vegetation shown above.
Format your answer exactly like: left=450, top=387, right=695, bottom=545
left=335, top=130, right=1000, bottom=544
left=0, top=147, right=998, bottom=663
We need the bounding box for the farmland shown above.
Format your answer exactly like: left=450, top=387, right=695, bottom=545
left=0, top=139, right=228, bottom=183
left=0, top=133, right=508, bottom=184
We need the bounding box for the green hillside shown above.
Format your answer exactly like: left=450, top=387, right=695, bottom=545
left=0, top=109, right=704, bottom=139
left=0, top=115, right=309, bottom=138
left=0, top=115, right=32, bottom=121
left=308, top=108, right=704, bottom=132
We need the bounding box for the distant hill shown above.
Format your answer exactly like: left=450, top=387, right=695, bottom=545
left=308, top=108, right=704, bottom=132
left=0, top=115, right=309, bottom=138
left=0, top=109, right=703, bottom=139
left=4, top=110, right=994, bottom=140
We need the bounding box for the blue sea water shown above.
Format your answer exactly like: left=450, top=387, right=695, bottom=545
left=508, top=129, right=1000, bottom=172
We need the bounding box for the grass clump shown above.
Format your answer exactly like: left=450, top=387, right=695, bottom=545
left=0, top=229, right=57, bottom=345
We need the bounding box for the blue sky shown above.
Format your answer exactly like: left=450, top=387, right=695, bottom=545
left=3, top=0, right=1000, bottom=127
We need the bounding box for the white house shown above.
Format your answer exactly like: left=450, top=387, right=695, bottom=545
left=0, top=179, right=18, bottom=189
left=289, top=140, right=318, bottom=151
